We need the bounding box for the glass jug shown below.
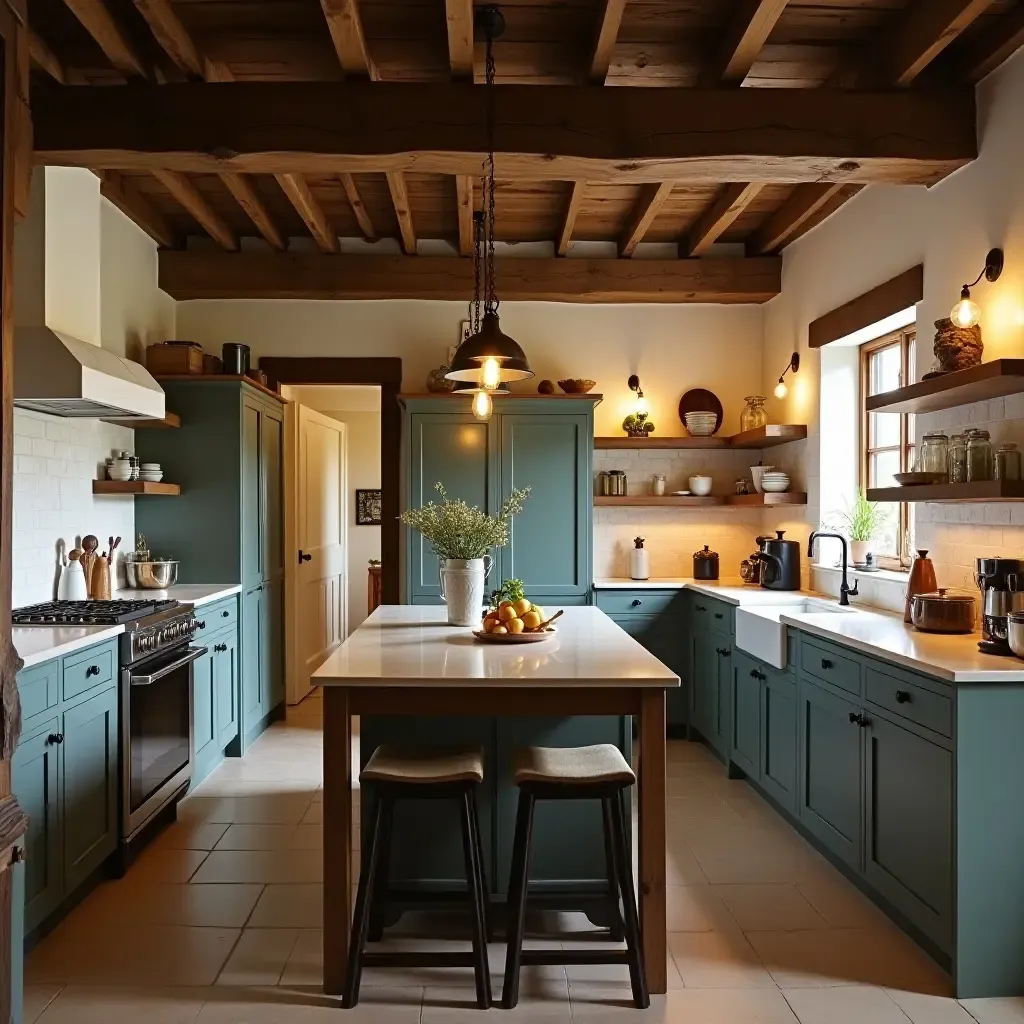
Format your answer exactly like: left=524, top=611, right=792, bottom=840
left=740, top=396, right=769, bottom=432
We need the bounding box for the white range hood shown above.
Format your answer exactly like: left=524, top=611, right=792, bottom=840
left=14, top=327, right=165, bottom=419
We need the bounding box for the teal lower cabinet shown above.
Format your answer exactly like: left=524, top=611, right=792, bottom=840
left=693, top=627, right=732, bottom=758
left=215, top=629, right=240, bottom=749
left=241, top=586, right=264, bottom=734
left=192, top=600, right=241, bottom=788
left=729, top=652, right=761, bottom=778
left=759, top=666, right=797, bottom=812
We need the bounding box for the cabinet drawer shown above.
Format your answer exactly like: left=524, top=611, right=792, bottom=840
left=594, top=590, right=678, bottom=616
left=197, top=596, right=238, bottom=633
left=17, top=659, right=60, bottom=725
left=691, top=595, right=734, bottom=632
left=62, top=641, right=117, bottom=703
left=865, top=667, right=951, bottom=738
left=800, top=637, right=861, bottom=696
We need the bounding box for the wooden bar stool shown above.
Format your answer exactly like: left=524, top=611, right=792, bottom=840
left=343, top=745, right=492, bottom=1009
left=502, top=743, right=649, bottom=1010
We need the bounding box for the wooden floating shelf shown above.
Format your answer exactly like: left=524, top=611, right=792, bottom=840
left=725, top=491, right=809, bottom=506
left=594, top=425, right=807, bottom=451
left=104, top=411, right=181, bottom=429
left=867, top=481, right=1024, bottom=503
left=865, top=359, right=1024, bottom=415
left=92, top=481, right=181, bottom=496
left=595, top=492, right=807, bottom=508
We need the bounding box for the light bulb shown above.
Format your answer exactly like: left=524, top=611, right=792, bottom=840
left=481, top=357, right=501, bottom=389
left=471, top=389, right=493, bottom=422
left=951, top=295, right=981, bottom=329
left=635, top=392, right=648, bottom=416
left=774, top=378, right=788, bottom=400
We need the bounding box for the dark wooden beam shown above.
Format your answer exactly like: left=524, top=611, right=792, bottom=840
left=702, top=0, right=789, bottom=86
left=557, top=182, right=586, bottom=256
left=340, top=173, right=376, bottom=240
left=153, top=168, right=238, bottom=250
left=959, top=3, right=1024, bottom=82
left=62, top=0, right=148, bottom=78
left=386, top=171, right=416, bottom=254
left=455, top=175, right=473, bottom=256
left=96, top=169, right=181, bottom=249
left=590, top=0, right=627, bottom=83
left=31, top=82, right=977, bottom=187
left=618, top=182, right=673, bottom=258
left=320, top=0, right=378, bottom=80
left=445, top=0, right=474, bottom=80
left=275, top=173, right=339, bottom=253
left=159, top=252, right=781, bottom=303
left=220, top=173, right=285, bottom=250
left=746, top=182, right=843, bottom=255
left=684, top=182, right=763, bottom=256
left=28, top=29, right=67, bottom=83
left=810, top=265, right=924, bottom=349
left=132, top=0, right=203, bottom=77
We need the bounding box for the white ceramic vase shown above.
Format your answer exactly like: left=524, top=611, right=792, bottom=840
left=439, top=556, right=493, bottom=626
left=850, top=540, right=870, bottom=566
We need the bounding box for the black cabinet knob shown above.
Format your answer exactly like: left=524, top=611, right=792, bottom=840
left=750, top=669, right=759, bottom=679
left=85, top=665, right=99, bottom=677
left=821, top=659, right=833, bottom=670
left=299, top=550, right=312, bottom=563
left=196, top=621, right=206, bottom=630
left=895, top=690, right=911, bottom=704
left=714, top=612, right=724, bottom=620
left=222, top=610, right=230, bottom=617
left=631, top=599, right=642, bottom=607
left=848, top=712, right=869, bottom=728
left=214, top=643, right=228, bottom=653
left=758, top=671, right=767, bottom=681
left=695, top=604, right=707, bottom=612
left=721, top=648, right=731, bottom=657
left=48, top=733, right=64, bottom=745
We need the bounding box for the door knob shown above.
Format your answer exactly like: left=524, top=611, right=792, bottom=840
left=895, top=690, right=911, bottom=704
left=631, top=599, right=642, bottom=607
left=298, top=550, right=312, bottom=563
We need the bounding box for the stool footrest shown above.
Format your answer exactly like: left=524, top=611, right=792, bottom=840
left=360, top=951, right=478, bottom=969
left=521, top=950, right=629, bottom=967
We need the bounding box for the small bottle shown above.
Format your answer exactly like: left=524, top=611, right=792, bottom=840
left=653, top=474, right=666, bottom=496
left=630, top=537, right=649, bottom=581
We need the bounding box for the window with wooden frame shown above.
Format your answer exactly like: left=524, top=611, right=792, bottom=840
left=861, top=329, right=916, bottom=567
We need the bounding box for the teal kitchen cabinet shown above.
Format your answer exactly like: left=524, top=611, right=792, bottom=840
left=692, top=625, right=732, bottom=759
left=136, top=381, right=286, bottom=749
left=729, top=652, right=761, bottom=778
left=193, top=644, right=217, bottom=783
left=192, top=595, right=241, bottom=787
left=214, top=627, right=240, bottom=749
left=760, top=665, right=797, bottom=812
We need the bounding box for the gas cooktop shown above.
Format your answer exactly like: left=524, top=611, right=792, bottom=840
left=12, top=599, right=180, bottom=626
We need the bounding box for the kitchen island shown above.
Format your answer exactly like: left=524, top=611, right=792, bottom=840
left=312, top=604, right=679, bottom=996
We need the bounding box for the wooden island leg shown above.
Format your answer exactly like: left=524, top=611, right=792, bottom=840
left=638, top=688, right=667, bottom=993
left=323, top=686, right=353, bottom=996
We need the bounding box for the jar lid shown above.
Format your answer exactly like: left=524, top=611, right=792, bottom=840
left=970, top=430, right=991, bottom=440
left=695, top=545, right=719, bottom=559
left=998, top=442, right=1019, bottom=451
left=917, top=589, right=976, bottom=605
left=922, top=432, right=948, bottom=441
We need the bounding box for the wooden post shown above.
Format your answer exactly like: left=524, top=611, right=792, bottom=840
left=638, top=688, right=667, bottom=993
left=323, top=686, right=353, bottom=995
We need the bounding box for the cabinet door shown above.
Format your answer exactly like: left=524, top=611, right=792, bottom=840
left=262, top=578, right=285, bottom=713
left=498, top=414, right=590, bottom=596
left=241, top=399, right=263, bottom=589
left=62, top=686, right=118, bottom=895
left=730, top=652, right=760, bottom=777
left=193, top=644, right=217, bottom=768
left=261, top=406, right=285, bottom=585
left=12, top=723, right=62, bottom=934
left=865, top=714, right=952, bottom=950
left=242, top=585, right=264, bottom=730
left=407, top=414, right=497, bottom=601
left=215, top=630, right=240, bottom=748
left=797, top=679, right=862, bottom=868
left=612, top=612, right=687, bottom=729
left=714, top=638, right=733, bottom=760
left=760, top=668, right=797, bottom=812
left=691, top=633, right=717, bottom=746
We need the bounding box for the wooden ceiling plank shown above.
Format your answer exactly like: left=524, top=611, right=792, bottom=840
left=132, top=0, right=203, bottom=77
left=28, top=30, right=67, bottom=84
left=446, top=0, right=474, bottom=80
left=276, top=172, right=340, bottom=253
left=62, top=0, right=148, bottom=78
left=455, top=175, right=473, bottom=256
left=31, top=83, right=978, bottom=188
left=959, top=2, right=1024, bottom=82
left=557, top=182, right=586, bottom=256
left=705, top=0, right=790, bottom=86
left=684, top=182, right=764, bottom=256
left=320, top=0, right=378, bottom=80
left=220, top=172, right=285, bottom=251
left=153, top=168, right=239, bottom=250
left=590, top=0, right=627, bottom=84
left=96, top=170, right=181, bottom=249
left=746, top=182, right=843, bottom=255
left=618, top=181, right=674, bottom=258
left=340, top=172, right=377, bottom=241
left=386, top=171, right=417, bottom=254
left=159, top=252, right=782, bottom=304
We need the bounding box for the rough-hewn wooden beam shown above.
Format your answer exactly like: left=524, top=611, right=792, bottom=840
left=386, top=171, right=417, bottom=254
left=340, top=172, right=376, bottom=240
left=159, top=252, right=782, bottom=304
left=557, top=182, right=586, bottom=256
left=28, top=29, right=67, bottom=83
left=275, top=173, right=339, bottom=253
left=746, top=182, right=843, bottom=255
left=958, top=3, right=1024, bottom=82
left=883, top=0, right=996, bottom=85
left=153, top=169, right=238, bottom=250
left=446, top=0, right=474, bottom=79
left=618, top=182, right=673, bottom=258
left=590, top=0, right=627, bottom=83
left=684, top=182, right=764, bottom=256
left=132, top=0, right=203, bottom=76
left=220, top=173, right=285, bottom=250
left=455, top=175, right=473, bottom=256
left=703, top=0, right=789, bottom=86
left=31, top=83, right=977, bottom=187
left=62, top=0, right=148, bottom=77
left=96, top=170, right=181, bottom=249
left=320, top=0, right=378, bottom=80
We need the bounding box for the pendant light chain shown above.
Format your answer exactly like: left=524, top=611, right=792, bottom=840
left=484, top=26, right=498, bottom=316
left=469, top=210, right=484, bottom=334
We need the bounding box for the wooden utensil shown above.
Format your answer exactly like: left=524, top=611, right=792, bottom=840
left=678, top=389, right=724, bottom=434
left=81, top=535, right=99, bottom=598
left=91, top=551, right=111, bottom=600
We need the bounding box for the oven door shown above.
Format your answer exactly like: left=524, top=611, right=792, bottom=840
left=122, top=644, right=206, bottom=840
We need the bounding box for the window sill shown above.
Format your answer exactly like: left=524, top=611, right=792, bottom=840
left=812, top=563, right=908, bottom=586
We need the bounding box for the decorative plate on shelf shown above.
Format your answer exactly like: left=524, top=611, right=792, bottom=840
left=472, top=627, right=558, bottom=644
left=678, top=389, right=724, bottom=433
left=893, top=472, right=947, bottom=486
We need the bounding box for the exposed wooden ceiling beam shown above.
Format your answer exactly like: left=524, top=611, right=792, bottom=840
left=958, top=2, right=1024, bottom=82
left=320, top=0, right=378, bottom=80
left=684, top=182, right=764, bottom=256
left=340, top=173, right=376, bottom=241
left=618, top=182, right=673, bottom=258
left=590, top=0, right=627, bottom=83
left=746, top=182, right=843, bottom=255
left=29, top=30, right=68, bottom=83
left=159, top=252, right=782, bottom=304
left=455, top=176, right=474, bottom=256
left=96, top=170, right=181, bottom=249
left=445, top=0, right=474, bottom=80
left=132, top=0, right=204, bottom=77
left=220, top=173, right=285, bottom=251
left=557, top=182, right=586, bottom=257
left=386, top=171, right=417, bottom=254
left=62, top=0, right=148, bottom=78
left=33, top=83, right=976, bottom=187
left=153, top=168, right=239, bottom=250
left=275, top=173, right=340, bottom=253
left=703, top=0, right=789, bottom=86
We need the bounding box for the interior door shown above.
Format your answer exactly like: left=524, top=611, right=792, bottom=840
left=285, top=404, right=347, bottom=705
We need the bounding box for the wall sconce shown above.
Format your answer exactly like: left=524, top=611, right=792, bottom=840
left=628, top=374, right=647, bottom=416
left=774, top=352, right=800, bottom=400
left=951, top=248, right=1004, bottom=329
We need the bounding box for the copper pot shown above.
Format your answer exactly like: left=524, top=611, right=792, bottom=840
left=910, top=589, right=976, bottom=634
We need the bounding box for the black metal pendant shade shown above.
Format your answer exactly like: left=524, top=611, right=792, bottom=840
left=446, top=312, right=534, bottom=383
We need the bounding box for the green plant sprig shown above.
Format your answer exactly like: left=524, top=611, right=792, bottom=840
left=830, top=489, right=890, bottom=542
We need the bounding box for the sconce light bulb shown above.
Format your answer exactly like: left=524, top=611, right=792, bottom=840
left=635, top=392, right=648, bottom=416
left=480, top=357, right=501, bottom=389
left=471, top=389, right=493, bottom=422
left=774, top=378, right=788, bottom=400
left=951, top=295, right=981, bottom=329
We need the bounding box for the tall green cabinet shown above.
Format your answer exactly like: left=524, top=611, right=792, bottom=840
left=135, top=380, right=285, bottom=748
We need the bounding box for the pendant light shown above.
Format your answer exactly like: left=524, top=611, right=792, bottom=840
left=446, top=6, right=534, bottom=388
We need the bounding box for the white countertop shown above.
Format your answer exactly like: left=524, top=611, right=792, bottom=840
left=595, top=577, right=820, bottom=606
left=115, top=584, right=242, bottom=607
left=14, top=624, right=124, bottom=670
left=312, top=605, right=680, bottom=688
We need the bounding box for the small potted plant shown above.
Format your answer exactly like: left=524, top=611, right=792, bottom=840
left=400, top=483, right=530, bottom=625
left=833, top=490, right=887, bottom=566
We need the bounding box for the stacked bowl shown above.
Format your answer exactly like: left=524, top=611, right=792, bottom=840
left=761, top=471, right=790, bottom=493
left=140, top=463, right=164, bottom=483
left=684, top=411, right=718, bottom=437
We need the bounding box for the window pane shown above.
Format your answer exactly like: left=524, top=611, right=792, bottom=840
left=870, top=411, right=900, bottom=448
left=870, top=344, right=902, bottom=395
left=870, top=449, right=901, bottom=488
left=872, top=503, right=900, bottom=559
left=906, top=413, right=915, bottom=448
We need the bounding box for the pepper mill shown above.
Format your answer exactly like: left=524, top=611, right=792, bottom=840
left=81, top=535, right=99, bottom=598
left=91, top=551, right=111, bottom=601
left=904, top=549, right=938, bottom=623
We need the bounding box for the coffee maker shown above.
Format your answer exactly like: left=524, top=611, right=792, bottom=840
left=758, top=531, right=802, bottom=592
left=975, top=557, right=1024, bottom=655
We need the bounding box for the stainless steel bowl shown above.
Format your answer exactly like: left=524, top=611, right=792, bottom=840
left=1009, top=612, right=1024, bottom=659
left=124, top=559, right=179, bottom=589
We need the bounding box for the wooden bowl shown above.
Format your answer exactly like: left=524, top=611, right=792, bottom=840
left=472, top=627, right=558, bottom=644
left=558, top=379, right=596, bottom=394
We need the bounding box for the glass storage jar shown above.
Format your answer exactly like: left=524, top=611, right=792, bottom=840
left=739, top=396, right=769, bottom=432
left=967, top=430, right=994, bottom=482
left=996, top=442, right=1021, bottom=481
left=948, top=434, right=968, bottom=483
left=920, top=432, right=949, bottom=478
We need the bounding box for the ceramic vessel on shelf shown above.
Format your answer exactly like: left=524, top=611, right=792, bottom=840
left=760, top=472, right=790, bottom=493
left=904, top=549, right=938, bottom=624
left=851, top=540, right=870, bottom=566
left=558, top=379, right=596, bottom=394
left=750, top=465, right=774, bottom=494
left=684, top=412, right=718, bottom=437
left=109, top=459, right=133, bottom=481
left=688, top=475, right=712, bottom=496
left=740, top=395, right=769, bottom=432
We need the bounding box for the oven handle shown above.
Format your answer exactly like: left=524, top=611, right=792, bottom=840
left=130, top=646, right=207, bottom=686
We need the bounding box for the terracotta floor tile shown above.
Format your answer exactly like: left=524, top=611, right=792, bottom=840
left=665, top=884, right=730, bottom=932
left=279, top=929, right=324, bottom=987
left=885, top=988, right=979, bottom=1023
left=215, top=824, right=303, bottom=850
left=68, top=881, right=264, bottom=929
left=571, top=985, right=800, bottom=1022
left=178, top=794, right=314, bottom=825
left=22, top=982, right=63, bottom=1023
left=152, top=822, right=230, bottom=851
left=423, top=984, right=570, bottom=1021
left=191, top=849, right=323, bottom=884
left=127, top=846, right=210, bottom=884
left=714, top=883, right=830, bottom=932
left=668, top=930, right=776, bottom=989
left=782, top=986, right=913, bottom=1023
left=958, top=997, right=1024, bottom=1023
left=193, top=987, right=420, bottom=1022
left=248, top=884, right=324, bottom=929
left=794, top=875, right=890, bottom=930
left=33, top=985, right=206, bottom=1024
left=216, top=928, right=300, bottom=986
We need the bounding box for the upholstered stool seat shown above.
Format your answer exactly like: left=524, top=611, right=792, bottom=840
left=512, top=743, right=635, bottom=787
left=362, top=744, right=485, bottom=785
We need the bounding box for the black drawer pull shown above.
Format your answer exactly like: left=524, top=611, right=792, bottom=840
left=821, top=658, right=833, bottom=670
left=714, top=612, right=724, bottom=620
left=47, top=733, right=64, bottom=745
left=196, top=621, right=207, bottom=630
left=695, top=604, right=707, bottom=612
left=848, top=712, right=869, bottom=728
left=631, top=599, right=642, bottom=607
left=750, top=668, right=759, bottom=679
left=222, top=610, right=230, bottom=618
left=85, top=665, right=100, bottom=677
left=214, top=643, right=228, bottom=653
left=895, top=690, right=911, bottom=704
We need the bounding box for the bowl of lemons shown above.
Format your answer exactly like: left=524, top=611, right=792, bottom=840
left=474, top=594, right=562, bottom=643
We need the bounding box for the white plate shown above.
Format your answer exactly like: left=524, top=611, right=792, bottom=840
left=670, top=490, right=692, bottom=496
left=472, top=627, right=558, bottom=644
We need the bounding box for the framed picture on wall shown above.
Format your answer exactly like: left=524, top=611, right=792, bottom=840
left=356, top=489, right=382, bottom=526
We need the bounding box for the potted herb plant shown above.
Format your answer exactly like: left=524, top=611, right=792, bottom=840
left=400, top=483, right=530, bottom=625
left=834, top=490, right=887, bottom=566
